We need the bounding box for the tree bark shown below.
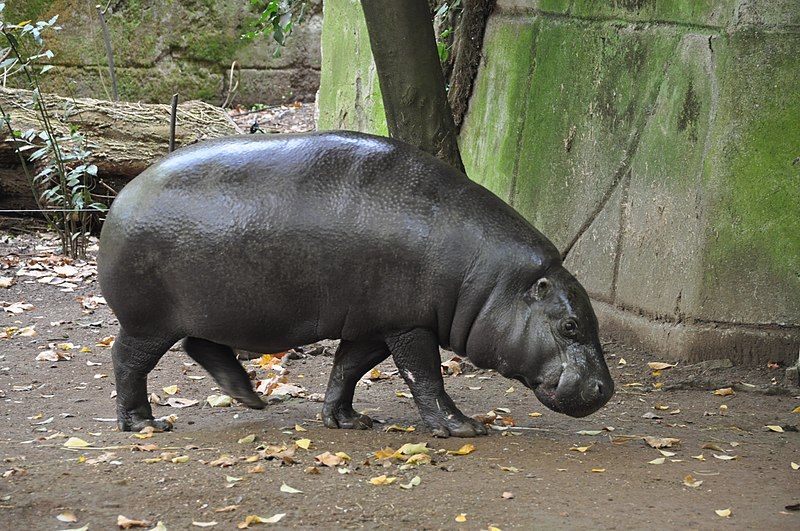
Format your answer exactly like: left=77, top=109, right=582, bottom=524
left=0, top=87, right=241, bottom=212
left=448, top=0, right=495, bottom=129
left=361, top=0, right=465, bottom=174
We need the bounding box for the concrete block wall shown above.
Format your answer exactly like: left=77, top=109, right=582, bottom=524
left=318, top=0, right=800, bottom=365
left=3, top=0, right=322, bottom=105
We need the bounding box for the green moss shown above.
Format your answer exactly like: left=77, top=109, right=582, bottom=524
left=2, top=0, right=55, bottom=23
left=706, top=32, right=800, bottom=293
left=459, top=17, right=538, bottom=201
left=317, top=0, right=386, bottom=134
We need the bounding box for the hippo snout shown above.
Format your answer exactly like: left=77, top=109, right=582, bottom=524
left=531, top=364, right=614, bottom=418
left=554, top=366, right=615, bottom=418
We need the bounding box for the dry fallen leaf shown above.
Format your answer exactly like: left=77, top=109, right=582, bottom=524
left=385, top=424, right=415, bottom=433
left=528, top=412, right=542, bottom=418
left=648, top=457, right=666, bottom=465
left=713, top=454, right=738, bottom=461
left=791, top=462, right=799, bottom=470
left=149, top=522, right=167, bottom=531
left=237, top=434, right=256, bottom=444
left=63, top=437, right=91, bottom=448
left=237, top=514, right=285, bottom=528
left=369, top=474, right=397, bottom=486
left=400, top=476, right=421, bottom=490
left=713, top=387, right=734, bottom=397
left=591, top=468, right=606, bottom=473
left=57, top=512, right=78, bottom=523
left=447, top=444, right=476, bottom=456
left=502, top=491, right=515, bottom=499
left=659, top=450, right=676, bottom=457
left=214, top=505, right=239, bottom=513
left=643, top=436, right=681, bottom=449
left=765, top=425, right=784, bottom=433
left=315, top=451, right=344, bottom=467
left=570, top=446, right=591, bottom=453
left=295, top=438, right=312, bottom=450
left=162, top=385, right=179, bottom=396
left=715, top=508, right=732, bottom=518
left=192, top=522, right=218, bottom=528
left=294, top=424, right=307, bottom=432
left=206, top=394, right=232, bottom=407
left=792, top=406, right=800, bottom=414
left=647, top=362, right=677, bottom=370
left=618, top=358, right=627, bottom=366
left=455, top=513, right=467, bottom=523
left=117, top=515, right=149, bottom=529
left=280, top=482, right=302, bottom=494
left=683, top=474, right=703, bottom=488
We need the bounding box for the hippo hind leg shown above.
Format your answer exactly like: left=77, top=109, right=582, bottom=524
left=386, top=328, right=487, bottom=438
left=112, top=330, right=178, bottom=432
left=322, top=340, right=390, bottom=430
left=183, top=337, right=265, bottom=409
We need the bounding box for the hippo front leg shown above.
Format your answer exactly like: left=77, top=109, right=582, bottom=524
left=386, top=328, right=487, bottom=438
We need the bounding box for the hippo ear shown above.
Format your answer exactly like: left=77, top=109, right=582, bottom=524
left=524, top=277, right=551, bottom=303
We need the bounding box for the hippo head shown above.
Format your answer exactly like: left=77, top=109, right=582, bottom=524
left=467, top=266, right=614, bottom=417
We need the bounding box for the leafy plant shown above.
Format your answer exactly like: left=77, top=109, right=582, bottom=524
left=243, top=0, right=309, bottom=57
left=0, top=3, right=105, bottom=258
left=433, top=0, right=462, bottom=64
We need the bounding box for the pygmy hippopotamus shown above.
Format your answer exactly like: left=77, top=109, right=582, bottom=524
left=98, top=131, right=614, bottom=437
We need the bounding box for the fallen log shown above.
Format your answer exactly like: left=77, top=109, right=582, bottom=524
left=0, top=87, right=243, bottom=212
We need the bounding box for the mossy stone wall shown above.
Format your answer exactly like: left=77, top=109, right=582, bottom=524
left=318, top=0, right=800, bottom=364
left=3, top=0, right=322, bottom=105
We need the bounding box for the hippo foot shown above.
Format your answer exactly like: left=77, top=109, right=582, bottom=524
left=118, top=416, right=173, bottom=433
left=322, top=405, right=374, bottom=430
left=424, top=412, right=488, bottom=438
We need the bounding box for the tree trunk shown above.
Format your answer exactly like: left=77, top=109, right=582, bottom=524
left=0, top=87, right=242, bottom=213
left=448, top=0, right=495, bottom=129
left=361, top=0, right=465, bottom=174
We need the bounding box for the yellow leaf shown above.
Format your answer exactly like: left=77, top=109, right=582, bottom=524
left=335, top=452, right=352, bottom=461
left=191, top=522, right=218, bottom=528
left=713, top=454, right=738, bottom=461
left=659, top=450, right=676, bottom=457
left=618, top=358, right=627, bottom=366
left=647, top=362, right=677, bottom=370
left=63, top=437, right=91, bottom=448
left=654, top=404, right=670, bottom=411
left=237, top=514, right=285, bottom=528
left=691, top=454, right=705, bottom=461
left=206, top=394, right=232, bottom=407
left=295, top=438, right=311, bottom=450
left=397, top=442, right=429, bottom=456
left=395, top=391, right=413, bottom=398
left=369, top=474, right=397, bottom=485
left=162, top=385, right=179, bottom=396
left=648, top=457, right=666, bottom=465
left=238, top=434, right=256, bottom=444
left=455, top=513, right=467, bottom=523
left=80, top=346, right=92, bottom=353
left=591, top=468, right=606, bottom=473
left=792, top=406, right=800, bottom=414
left=528, top=412, right=542, bottom=417
left=315, top=451, right=344, bottom=467
left=570, top=446, right=591, bottom=453
left=765, top=425, right=784, bottom=433
left=374, top=447, right=397, bottom=460
left=171, top=455, right=189, bottom=463
left=405, top=453, right=432, bottom=465
left=447, top=444, right=476, bottom=456
left=506, top=386, right=515, bottom=393
left=715, top=508, right=732, bottom=518
left=77, top=455, right=86, bottom=463
left=791, top=462, right=799, bottom=470
left=683, top=474, right=703, bottom=488
left=294, top=424, right=307, bottom=432
left=385, top=424, right=415, bottom=433
left=712, top=387, right=734, bottom=396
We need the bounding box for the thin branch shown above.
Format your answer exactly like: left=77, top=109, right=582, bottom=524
left=169, top=93, right=178, bottom=152
left=95, top=4, right=118, bottom=102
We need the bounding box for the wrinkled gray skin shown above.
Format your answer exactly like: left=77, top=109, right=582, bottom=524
left=99, top=131, right=614, bottom=437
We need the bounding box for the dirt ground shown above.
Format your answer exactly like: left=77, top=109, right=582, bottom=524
left=0, top=230, right=798, bottom=530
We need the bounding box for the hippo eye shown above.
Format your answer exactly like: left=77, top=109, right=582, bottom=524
left=560, top=319, right=578, bottom=338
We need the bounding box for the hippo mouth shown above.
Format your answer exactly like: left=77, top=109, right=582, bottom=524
left=520, top=367, right=612, bottom=418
